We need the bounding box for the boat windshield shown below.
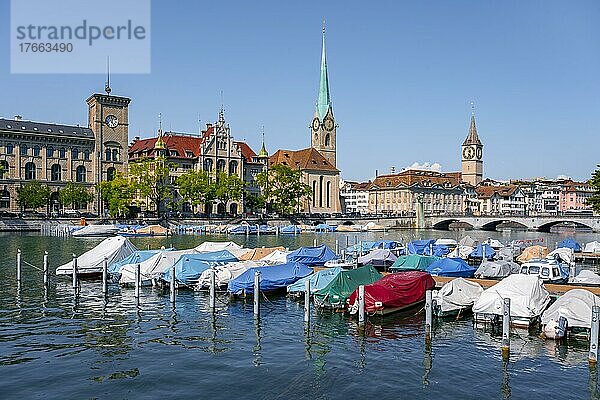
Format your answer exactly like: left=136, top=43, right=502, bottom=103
left=529, top=266, right=540, bottom=274
left=541, top=267, right=550, bottom=277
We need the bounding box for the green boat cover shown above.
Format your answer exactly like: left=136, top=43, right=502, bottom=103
left=314, top=265, right=382, bottom=308
left=389, top=255, right=440, bottom=272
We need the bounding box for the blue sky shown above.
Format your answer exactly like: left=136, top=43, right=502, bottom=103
left=1, top=0, right=598, bottom=182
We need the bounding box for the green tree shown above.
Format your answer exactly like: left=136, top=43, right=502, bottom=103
left=244, top=193, right=266, bottom=214
left=175, top=169, right=216, bottom=211
left=588, top=164, right=600, bottom=212
left=59, top=182, right=94, bottom=209
left=129, top=157, right=174, bottom=217
left=98, top=173, right=136, bottom=218
left=256, top=164, right=312, bottom=215
left=214, top=172, right=245, bottom=214
left=16, top=181, right=51, bottom=210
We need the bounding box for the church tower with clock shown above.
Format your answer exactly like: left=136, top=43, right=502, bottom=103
left=310, top=24, right=337, bottom=168
left=461, top=108, right=483, bottom=186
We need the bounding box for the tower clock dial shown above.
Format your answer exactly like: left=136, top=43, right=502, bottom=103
left=463, top=146, right=475, bottom=160
left=324, top=117, right=334, bottom=131
left=311, top=117, right=320, bottom=131
left=105, top=114, right=118, bottom=128
left=476, top=147, right=482, bottom=160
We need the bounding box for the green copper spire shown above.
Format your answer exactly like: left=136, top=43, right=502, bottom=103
left=258, top=127, right=268, bottom=158
left=316, top=22, right=331, bottom=120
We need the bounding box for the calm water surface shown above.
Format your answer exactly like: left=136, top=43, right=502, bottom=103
left=1, top=229, right=600, bottom=399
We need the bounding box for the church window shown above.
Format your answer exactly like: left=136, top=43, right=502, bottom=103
left=325, top=134, right=330, bottom=146
left=47, top=147, right=54, bottom=157
left=105, top=149, right=112, bottom=161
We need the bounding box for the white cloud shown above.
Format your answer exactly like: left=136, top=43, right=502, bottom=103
left=403, top=162, right=443, bottom=172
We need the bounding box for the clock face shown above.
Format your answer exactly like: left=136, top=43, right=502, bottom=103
left=463, top=146, right=475, bottom=160
left=105, top=115, right=118, bottom=128
left=476, top=147, right=482, bottom=160
left=311, top=117, right=320, bottom=131
left=324, top=118, right=334, bottom=131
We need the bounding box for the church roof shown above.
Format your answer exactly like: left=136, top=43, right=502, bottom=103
left=316, top=25, right=331, bottom=120
left=463, top=114, right=482, bottom=146
left=269, top=148, right=338, bottom=172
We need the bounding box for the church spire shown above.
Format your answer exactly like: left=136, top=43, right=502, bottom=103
left=258, top=126, right=268, bottom=158
left=316, top=21, right=331, bottom=120
left=463, top=102, right=482, bottom=146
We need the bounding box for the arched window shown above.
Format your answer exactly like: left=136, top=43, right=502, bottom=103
left=105, top=148, right=112, bottom=161
left=46, top=147, right=54, bottom=157
left=0, top=188, right=9, bottom=209
left=229, top=160, right=238, bottom=175
left=6, top=144, right=14, bottom=154
left=203, top=159, right=213, bottom=172
left=112, top=149, right=119, bottom=162
left=83, top=150, right=90, bottom=160
left=319, top=176, right=324, bottom=208
left=312, top=181, right=316, bottom=207
left=326, top=181, right=331, bottom=208
left=76, top=165, right=86, bottom=182
left=72, top=148, right=79, bottom=159
left=33, top=146, right=40, bottom=156
left=50, top=164, right=61, bottom=181
left=107, top=167, right=116, bottom=181
left=216, top=159, right=225, bottom=172
left=59, top=148, right=66, bottom=158
left=20, top=144, right=28, bottom=156
left=325, top=134, right=330, bottom=146
left=24, top=162, right=36, bottom=180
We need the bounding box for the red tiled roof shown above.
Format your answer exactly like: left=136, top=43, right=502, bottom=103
left=269, top=148, right=338, bottom=172
left=370, top=169, right=461, bottom=189
left=128, top=133, right=203, bottom=159
left=234, top=141, right=257, bottom=163
left=476, top=185, right=518, bottom=199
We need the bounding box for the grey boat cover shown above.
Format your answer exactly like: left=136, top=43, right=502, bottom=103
left=120, top=249, right=197, bottom=284
left=459, top=235, right=478, bottom=247
left=448, top=245, right=474, bottom=259
left=358, top=249, right=398, bottom=266
left=56, top=236, right=137, bottom=275
left=473, top=275, right=550, bottom=319
left=435, top=238, right=457, bottom=246
left=196, top=260, right=269, bottom=289
left=571, top=270, right=600, bottom=285
left=584, top=241, right=600, bottom=254
left=474, top=260, right=520, bottom=279
left=541, top=289, right=600, bottom=329
left=497, top=246, right=519, bottom=261
left=433, top=278, right=483, bottom=313
left=547, top=248, right=575, bottom=265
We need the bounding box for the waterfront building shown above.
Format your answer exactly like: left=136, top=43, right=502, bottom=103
left=475, top=184, right=526, bottom=215
left=0, top=87, right=130, bottom=214
left=559, top=179, right=594, bottom=213
left=461, top=109, right=484, bottom=186
left=339, top=179, right=370, bottom=214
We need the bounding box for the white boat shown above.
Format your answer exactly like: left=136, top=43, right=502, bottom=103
left=55, top=236, right=137, bottom=276
left=518, top=258, right=569, bottom=284
left=547, top=247, right=575, bottom=266
left=260, top=249, right=291, bottom=265
left=570, top=270, right=600, bottom=286
left=72, top=224, right=119, bottom=237
left=474, top=259, right=520, bottom=279
left=195, top=260, right=269, bottom=290
left=447, top=245, right=474, bottom=259
left=432, top=278, right=483, bottom=317
left=583, top=241, right=600, bottom=254
left=120, top=249, right=196, bottom=285
left=542, top=289, right=600, bottom=340
left=473, top=274, right=551, bottom=328
left=324, top=258, right=355, bottom=269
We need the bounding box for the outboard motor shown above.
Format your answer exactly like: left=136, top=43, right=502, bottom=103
left=544, top=316, right=568, bottom=340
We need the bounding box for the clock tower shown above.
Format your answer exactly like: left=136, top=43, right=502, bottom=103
left=310, top=23, right=337, bottom=168
left=461, top=109, right=483, bottom=186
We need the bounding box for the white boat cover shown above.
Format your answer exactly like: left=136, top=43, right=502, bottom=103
left=447, top=245, right=474, bottom=259
left=433, top=278, right=483, bottom=312
left=435, top=238, right=457, bottom=246
left=484, top=238, right=505, bottom=249
left=56, top=236, right=137, bottom=275
left=571, top=270, right=600, bottom=285
left=474, top=260, right=520, bottom=279
left=194, top=241, right=242, bottom=252
left=584, top=241, right=600, bottom=254
left=364, top=221, right=385, bottom=231
left=459, top=235, right=478, bottom=247
left=541, top=289, right=600, bottom=329
left=260, top=249, right=291, bottom=264
left=358, top=249, right=397, bottom=265
left=72, top=224, right=119, bottom=237
left=196, top=260, right=269, bottom=289
left=472, top=275, right=551, bottom=319
left=120, top=249, right=197, bottom=284
left=547, top=248, right=575, bottom=265
left=497, top=246, right=519, bottom=261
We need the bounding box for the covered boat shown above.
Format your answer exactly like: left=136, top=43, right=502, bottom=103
left=227, top=262, right=312, bottom=295
left=260, top=249, right=291, bottom=264
left=584, top=241, right=600, bottom=254
left=119, top=224, right=169, bottom=237
left=162, top=250, right=239, bottom=286
left=469, top=244, right=496, bottom=260
left=473, top=275, right=551, bottom=327
left=314, top=265, right=382, bottom=309
left=390, top=255, right=439, bottom=272
left=557, top=238, right=582, bottom=253
left=239, top=247, right=285, bottom=261
left=547, top=248, right=575, bottom=265
left=406, top=239, right=435, bottom=255
left=426, top=258, right=476, bottom=278
left=474, top=259, right=520, bottom=279
left=435, top=238, right=458, bottom=247
left=348, top=271, right=436, bottom=315
left=279, top=225, right=301, bottom=234
left=542, top=289, right=600, bottom=339
left=72, top=224, right=119, bottom=237
left=516, top=245, right=548, bottom=263
left=56, top=236, right=137, bottom=276
left=433, top=278, right=484, bottom=317
left=364, top=222, right=386, bottom=231
left=315, top=223, right=335, bottom=232
left=357, top=249, right=397, bottom=271
left=287, top=267, right=342, bottom=295
left=108, top=249, right=163, bottom=274
left=459, top=235, right=478, bottom=247
left=286, top=245, right=336, bottom=267
left=194, top=241, right=243, bottom=253
left=345, top=241, right=377, bottom=254
left=570, top=270, right=600, bottom=286
left=518, top=258, right=569, bottom=283
left=119, top=249, right=196, bottom=285
left=372, top=240, right=400, bottom=250
left=196, top=260, right=269, bottom=289
left=483, top=238, right=505, bottom=249
left=447, top=245, right=474, bottom=259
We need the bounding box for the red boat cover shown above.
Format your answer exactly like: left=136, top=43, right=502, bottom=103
left=348, top=271, right=436, bottom=313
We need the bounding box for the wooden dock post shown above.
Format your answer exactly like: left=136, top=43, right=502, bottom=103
left=335, top=240, right=339, bottom=255
left=590, top=306, right=600, bottom=364
left=358, top=285, right=365, bottom=328
left=209, top=267, right=216, bottom=310
left=170, top=263, right=176, bottom=304
left=425, top=289, right=433, bottom=341
left=71, top=254, right=78, bottom=289
left=43, top=251, right=48, bottom=287
left=304, top=280, right=311, bottom=324
left=134, top=263, right=141, bottom=299
left=16, top=249, right=21, bottom=283
left=253, top=271, right=260, bottom=317
left=502, top=298, right=511, bottom=359
left=102, top=257, right=108, bottom=295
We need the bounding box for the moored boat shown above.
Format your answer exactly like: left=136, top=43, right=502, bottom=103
left=541, top=289, right=600, bottom=340
left=432, top=278, right=483, bottom=317
left=56, top=236, right=137, bottom=276
left=314, top=265, right=382, bottom=310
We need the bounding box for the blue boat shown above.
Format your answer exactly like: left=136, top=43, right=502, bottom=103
left=469, top=244, right=496, bottom=260
left=426, top=258, right=477, bottom=278
left=162, top=250, right=239, bottom=285
left=108, top=249, right=163, bottom=274
left=315, top=223, right=336, bottom=232
left=287, top=267, right=342, bottom=295
left=279, top=225, right=302, bottom=234
left=557, top=238, right=582, bottom=253
left=228, top=262, right=313, bottom=294
left=287, top=245, right=337, bottom=266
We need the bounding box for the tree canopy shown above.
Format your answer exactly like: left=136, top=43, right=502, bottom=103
left=256, top=164, right=312, bottom=215
left=59, top=182, right=94, bottom=209
left=214, top=172, right=245, bottom=213
left=98, top=173, right=136, bottom=218
left=17, top=181, right=51, bottom=210
left=129, top=157, right=174, bottom=217
left=588, top=164, right=600, bottom=213
left=175, top=169, right=216, bottom=209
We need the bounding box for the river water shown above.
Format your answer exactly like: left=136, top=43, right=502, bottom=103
left=1, top=229, right=599, bottom=399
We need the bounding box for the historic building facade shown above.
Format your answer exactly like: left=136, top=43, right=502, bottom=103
left=339, top=179, right=370, bottom=214
left=0, top=88, right=130, bottom=214
left=461, top=110, right=484, bottom=186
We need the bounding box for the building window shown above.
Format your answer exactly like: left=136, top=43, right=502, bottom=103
left=319, top=176, right=323, bottom=208
left=105, top=149, right=112, bottom=161
left=59, top=148, right=66, bottom=158
left=325, top=134, right=330, bottom=146
left=50, top=164, right=61, bottom=181
left=20, top=145, right=28, bottom=156
left=0, top=161, right=8, bottom=179
left=84, top=150, right=90, bottom=160
left=203, top=159, right=213, bottom=172
left=217, top=159, right=225, bottom=172
left=24, top=162, right=36, bottom=180
left=112, top=149, right=120, bottom=161
left=76, top=165, right=86, bottom=182
left=47, top=147, right=54, bottom=157
left=72, top=148, right=79, bottom=159
left=6, top=144, right=14, bottom=154
left=326, top=181, right=331, bottom=208
left=0, top=188, right=9, bottom=209
left=33, top=146, right=40, bottom=157
left=229, top=160, right=238, bottom=175
left=312, top=181, right=316, bottom=207
left=107, top=167, right=116, bottom=181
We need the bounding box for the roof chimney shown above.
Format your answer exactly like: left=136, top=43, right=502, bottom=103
left=14, top=115, right=22, bottom=121
left=390, top=166, right=396, bottom=174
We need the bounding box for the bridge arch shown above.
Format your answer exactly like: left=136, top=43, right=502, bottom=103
left=432, top=219, right=474, bottom=231
left=342, top=220, right=355, bottom=226
left=479, top=220, right=529, bottom=232
left=536, top=220, right=593, bottom=233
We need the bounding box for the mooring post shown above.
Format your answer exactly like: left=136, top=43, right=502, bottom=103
left=502, top=298, right=511, bottom=359
left=429, top=242, right=434, bottom=256
left=253, top=271, right=260, bottom=317
left=134, top=263, right=141, bottom=299
left=71, top=254, right=77, bottom=289
left=275, top=225, right=279, bottom=236
left=102, top=257, right=108, bottom=295
left=569, top=265, right=576, bottom=282
left=358, top=285, right=365, bottom=328
left=346, top=236, right=349, bottom=248
left=425, top=289, right=433, bottom=340
left=335, top=239, right=339, bottom=256
left=313, top=238, right=317, bottom=247
left=359, top=241, right=364, bottom=256
left=209, top=267, right=216, bottom=310
left=257, top=224, right=260, bottom=236
left=170, top=263, right=176, bottom=304
left=16, top=249, right=21, bottom=283
left=43, top=251, right=48, bottom=287
left=304, top=280, right=311, bottom=324
left=590, top=306, right=600, bottom=364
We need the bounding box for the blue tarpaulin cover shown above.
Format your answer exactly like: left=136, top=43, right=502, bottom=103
left=469, top=244, right=496, bottom=260
left=346, top=241, right=377, bottom=254
left=163, top=250, right=238, bottom=285
left=287, top=245, right=337, bottom=266
left=287, top=267, right=342, bottom=294
left=228, top=262, right=313, bottom=294
left=558, top=238, right=582, bottom=252
left=280, top=225, right=301, bottom=234
left=108, top=249, right=163, bottom=274
left=406, top=240, right=436, bottom=255
left=373, top=240, right=399, bottom=250
left=426, top=258, right=477, bottom=278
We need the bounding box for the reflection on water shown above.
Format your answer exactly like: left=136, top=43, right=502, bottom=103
left=0, top=231, right=599, bottom=398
